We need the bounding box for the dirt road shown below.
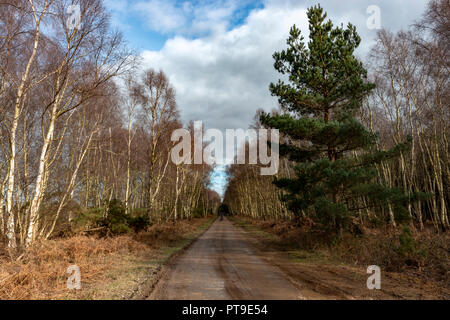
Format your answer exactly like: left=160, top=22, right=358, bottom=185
left=147, top=217, right=449, bottom=300
left=148, top=217, right=303, bottom=300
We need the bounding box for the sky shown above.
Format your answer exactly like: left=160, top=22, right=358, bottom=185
left=103, top=0, right=428, bottom=198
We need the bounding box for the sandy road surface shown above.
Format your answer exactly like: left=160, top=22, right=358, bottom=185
left=148, top=217, right=303, bottom=300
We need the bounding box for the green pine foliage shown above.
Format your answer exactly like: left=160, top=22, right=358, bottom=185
left=261, top=5, right=421, bottom=235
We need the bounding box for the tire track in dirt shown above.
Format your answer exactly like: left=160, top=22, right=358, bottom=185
left=147, top=217, right=304, bottom=300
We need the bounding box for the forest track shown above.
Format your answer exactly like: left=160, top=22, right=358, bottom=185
left=148, top=217, right=312, bottom=300
left=146, top=217, right=449, bottom=300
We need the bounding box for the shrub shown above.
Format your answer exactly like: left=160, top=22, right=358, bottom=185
left=73, top=200, right=150, bottom=236
left=397, top=225, right=415, bottom=255
left=72, top=207, right=104, bottom=232
left=128, top=215, right=150, bottom=233
left=192, top=207, right=204, bottom=219
left=101, top=199, right=129, bottom=235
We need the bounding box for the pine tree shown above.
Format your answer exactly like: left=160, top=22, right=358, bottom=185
left=261, top=5, right=417, bottom=236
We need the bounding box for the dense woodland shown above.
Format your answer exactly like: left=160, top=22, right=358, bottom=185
left=0, top=0, right=220, bottom=249
left=225, top=1, right=449, bottom=234
left=0, top=0, right=448, bottom=302
left=0, top=0, right=448, bottom=254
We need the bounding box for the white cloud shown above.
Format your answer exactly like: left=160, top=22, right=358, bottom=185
left=133, top=0, right=187, bottom=33
left=141, top=3, right=309, bottom=131
left=103, top=0, right=133, bottom=32
left=189, top=1, right=237, bottom=35
left=131, top=0, right=250, bottom=35
left=138, top=0, right=427, bottom=133
left=210, top=165, right=228, bottom=199
left=128, top=0, right=427, bottom=196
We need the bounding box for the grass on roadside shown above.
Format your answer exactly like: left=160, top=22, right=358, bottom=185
left=230, top=216, right=449, bottom=285
left=230, top=215, right=450, bottom=300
